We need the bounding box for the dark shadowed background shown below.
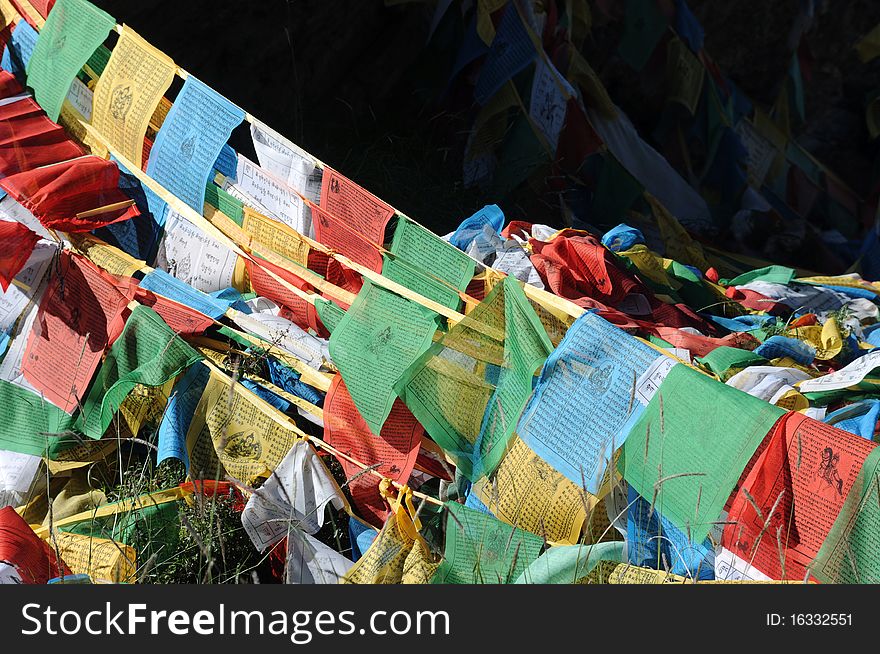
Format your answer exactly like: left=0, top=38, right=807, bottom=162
left=89, top=0, right=880, bottom=236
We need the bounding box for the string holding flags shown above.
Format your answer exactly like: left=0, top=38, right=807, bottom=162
left=0, top=0, right=879, bottom=588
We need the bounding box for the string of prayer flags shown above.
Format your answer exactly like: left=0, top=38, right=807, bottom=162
left=285, top=530, right=354, bottom=584
left=138, top=268, right=229, bottom=320
left=529, top=59, right=575, bottom=154
left=155, top=362, right=208, bottom=469
left=25, top=0, right=114, bottom=121
left=156, top=208, right=244, bottom=293
left=228, top=154, right=310, bottom=236
left=514, top=541, right=628, bottom=584
left=627, top=485, right=715, bottom=580
left=249, top=119, right=322, bottom=209
left=0, top=75, right=80, bottom=180
left=6, top=0, right=880, bottom=587
left=146, top=75, right=245, bottom=213
left=244, top=255, right=320, bottom=335
left=132, top=289, right=215, bottom=338
left=329, top=278, right=438, bottom=437
left=448, top=203, right=504, bottom=250
left=58, top=492, right=181, bottom=570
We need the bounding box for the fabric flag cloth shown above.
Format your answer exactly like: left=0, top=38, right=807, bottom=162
left=627, top=485, right=715, bottom=580
left=156, top=362, right=209, bottom=469
left=397, top=276, right=552, bottom=480
left=324, top=374, right=422, bottom=527
left=0, top=379, right=78, bottom=457
left=244, top=256, right=322, bottom=336
left=473, top=2, right=536, bottom=105
left=316, top=167, right=395, bottom=272
left=623, top=364, right=787, bottom=544
left=0, top=506, right=70, bottom=584
left=449, top=204, right=505, bottom=250
left=77, top=304, right=203, bottom=439
left=0, top=221, right=38, bottom=290
left=518, top=310, right=659, bottom=493
left=0, top=71, right=86, bottom=178
left=0, top=155, right=140, bottom=232
left=21, top=251, right=133, bottom=414
left=721, top=412, right=876, bottom=582
left=528, top=230, right=718, bottom=335
left=329, top=278, right=438, bottom=437
left=240, top=440, right=346, bottom=552
left=285, top=530, right=354, bottom=584
left=811, top=446, right=880, bottom=583
left=385, top=217, right=475, bottom=311
left=146, top=75, right=245, bottom=212
left=25, top=0, right=116, bottom=122
left=0, top=19, right=39, bottom=81
left=432, top=501, right=544, bottom=584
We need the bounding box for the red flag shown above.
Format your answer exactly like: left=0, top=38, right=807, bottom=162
left=0, top=506, right=70, bottom=584
left=723, top=413, right=877, bottom=581
left=0, top=95, right=85, bottom=178
left=324, top=374, right=422, bottom=527
left=0, top=155, right=139, bottom=232
left=0, top=221, right=39, bottom=291
left=245, top=257, right=324, bottom=336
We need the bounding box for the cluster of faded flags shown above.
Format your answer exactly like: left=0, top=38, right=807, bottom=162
left=440, top=0, right=871, bottom=279
left=1, top=0, right=880, bottom=585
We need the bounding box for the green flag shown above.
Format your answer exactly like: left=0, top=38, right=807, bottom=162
left=384, top=217, right=475, bottom=310
left=27, top=0, right=116, bottom=121
left=78, top=305, right=203, bottom=439
left=811, top=446, right=880, bottom=583
left=396, top=276, right=552, bottom=479
left=623, top=364, right=785, bottom=543
left=0, top=380, right=79, bottom=457
left=328, top=279, right=439, bottom=436
left=432, top=501, right=544, bottom=584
